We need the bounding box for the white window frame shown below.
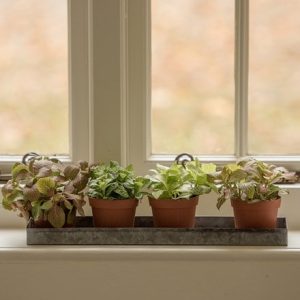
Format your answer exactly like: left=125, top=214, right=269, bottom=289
left=123, top=0, right=300, bottom=174
left=0, top=0, right=91, bottom=175
left=1, top=0, right=300, bottom=174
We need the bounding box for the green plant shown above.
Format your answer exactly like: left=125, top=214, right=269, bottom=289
left=216, top=158, right=296, bottom=209
left=1, top=156, right=89, bottom=228
left=88, top=161, right=146, bottom=200
left=146, top=160, right=217, bottom=199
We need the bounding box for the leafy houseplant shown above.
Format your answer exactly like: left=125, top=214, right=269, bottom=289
left=88, top=161, right=146, bottom=227
left=216, top=158, right=296, bottom=229
left=146, top=160, right=217, bottom=228
left=1, top=156, right=88, bottom=228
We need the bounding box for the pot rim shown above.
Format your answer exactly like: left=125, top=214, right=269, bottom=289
left=89, top=198, right=139, bottom=209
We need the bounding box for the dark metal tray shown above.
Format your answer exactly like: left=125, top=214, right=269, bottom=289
left=27, top=216, right=288, bottom=246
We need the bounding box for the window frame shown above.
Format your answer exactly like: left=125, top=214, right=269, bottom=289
left=0, top=0, right=90, bottom=175
left=1, top=0, right=300, bottom=175
left=124, top=0, right=300, bottom=174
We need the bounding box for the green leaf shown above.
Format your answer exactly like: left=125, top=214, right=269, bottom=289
left=36, top=177, right=56, bottom=195
left=217, top=196, right=226, bottom=210
left=201, top=163, right=217, bottom=174
left=12, top=164, right=29, bottom=180
left=227, top=164, right=240, bottom=172
left=41, top=200, right=53, bottom=210
left=64, top=199, right=73, bottom=210
left=67, top=209, right=76, bottom=225
left=246, top=185, right=255, bottom=199
left=152, top=190, right=164, bottom=199
left=114, top=185, right=129, bottom=198
left=1, top=182, right=14, bottom=197
left=230, top=169, right=248, bottom=182
left=2, top=196, right=12, bottom=210
left=47, top=205, right=65, bottom=228
left=32, top=202, right=42, bottom=221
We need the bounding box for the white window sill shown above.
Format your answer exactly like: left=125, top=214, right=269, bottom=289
left=2, top=230, right=300, bottom=300
left=1, top=229, right=300, bottom=262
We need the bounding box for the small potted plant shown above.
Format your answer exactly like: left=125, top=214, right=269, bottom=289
left=88, top=161, right=146, bottom=227
left=216, top=158, right=296, bottom=229
left=1, top=155, right=88, bottom=228
left=146, top=159, right=217, bottom=228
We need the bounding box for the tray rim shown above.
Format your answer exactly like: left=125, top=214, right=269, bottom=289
left=27, top=216, right=287, bottom=232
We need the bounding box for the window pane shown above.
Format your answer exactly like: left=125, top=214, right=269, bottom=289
left=249, top=0, right=300, bottom=155
left=0, top=0, right=68, bottom=155
left=151, top=0, right=234, bottom=155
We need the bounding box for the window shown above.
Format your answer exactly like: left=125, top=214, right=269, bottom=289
left=151, top=0, right=235, bottom=156
left=248, top=0, right=300, bottom=155
left=1, top=0, right=300, bottom=228
left=0, top=0, right=90, bottom=174
left=126, top=0, right=300, bottom=173
left=0, top=0, right=68, bottom=155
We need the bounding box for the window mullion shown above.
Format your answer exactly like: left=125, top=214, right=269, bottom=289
left=69, top=0, right=90, bottom=162
left=235, top=0, right=249, bottom=158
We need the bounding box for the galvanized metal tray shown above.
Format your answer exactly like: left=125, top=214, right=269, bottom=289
left=27, top=216, right=288, bottom=246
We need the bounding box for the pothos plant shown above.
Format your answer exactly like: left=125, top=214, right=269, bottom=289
left=1, top=156, right=89, bottom=228
left=216, top=158, right=297, bottom=209
left=146, top=160, right=218, bottom=200
left=88, top=161, right=146, bottom=200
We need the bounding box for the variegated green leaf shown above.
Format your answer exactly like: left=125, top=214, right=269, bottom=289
left=201, top=163, right=217, bottom=174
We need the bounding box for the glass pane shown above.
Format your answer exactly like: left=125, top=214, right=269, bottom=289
left=151, top=0, right=234, bottom=155
left=249, top=0, right=300, bottom=155
left=0, top=0, right=68, bottom=155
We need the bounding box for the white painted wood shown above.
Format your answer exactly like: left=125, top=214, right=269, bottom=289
left=69, top=0, right=90, bottom=162
left=126, top=0, right=149, bottom=173
left=235, top=0, right=249, bottom=157
left=89, top=0, right=123, bottom=164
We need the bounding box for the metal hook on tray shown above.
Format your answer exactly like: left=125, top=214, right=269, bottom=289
left=174, top=153, right=194, bottom=168
left=22, top=152, right=40, bottom=165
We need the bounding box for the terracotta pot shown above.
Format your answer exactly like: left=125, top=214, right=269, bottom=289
left=149, top=196, right=199, bottom=228
left=231, top=198, right=281, bottom=229
left=89, top=198, right=138, bottom=227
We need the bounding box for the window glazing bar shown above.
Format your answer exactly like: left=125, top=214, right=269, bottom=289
left=235, top=0, right=249, bottom=157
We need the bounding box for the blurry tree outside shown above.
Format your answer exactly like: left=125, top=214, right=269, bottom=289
left=152, top=0, right=300, bottom=156
left=151, top=0, right=235, bottom=155
left=0, top=0, right=68, bottom=155
left=2, top=0, right=300, bottom=157
left=249, top=0, right=300, bottom=155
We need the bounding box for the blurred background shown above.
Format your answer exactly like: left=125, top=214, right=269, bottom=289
left=0, top=0, right=68, bottom=155
left=1, top=0, right=300, bottom=157
left=152, top=0, right=300, bottom=155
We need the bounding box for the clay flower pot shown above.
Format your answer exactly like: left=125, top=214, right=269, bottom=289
left=231, top=198, right=281, bottom=229
left=149, top=196, right=199, bottom=228
left=89, top=198, right=138, bottom=227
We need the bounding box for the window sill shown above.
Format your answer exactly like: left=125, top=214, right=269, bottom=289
left=1, top=229, right=300, bottom=262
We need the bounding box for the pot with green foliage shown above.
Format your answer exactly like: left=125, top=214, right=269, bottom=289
left=216, top=158, right=296, bottom=229
left=88, top=161, right=146, bottom=227
left=1, top=156, right=89, bottom=228
left=146, top=160, right=217, bottom=228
